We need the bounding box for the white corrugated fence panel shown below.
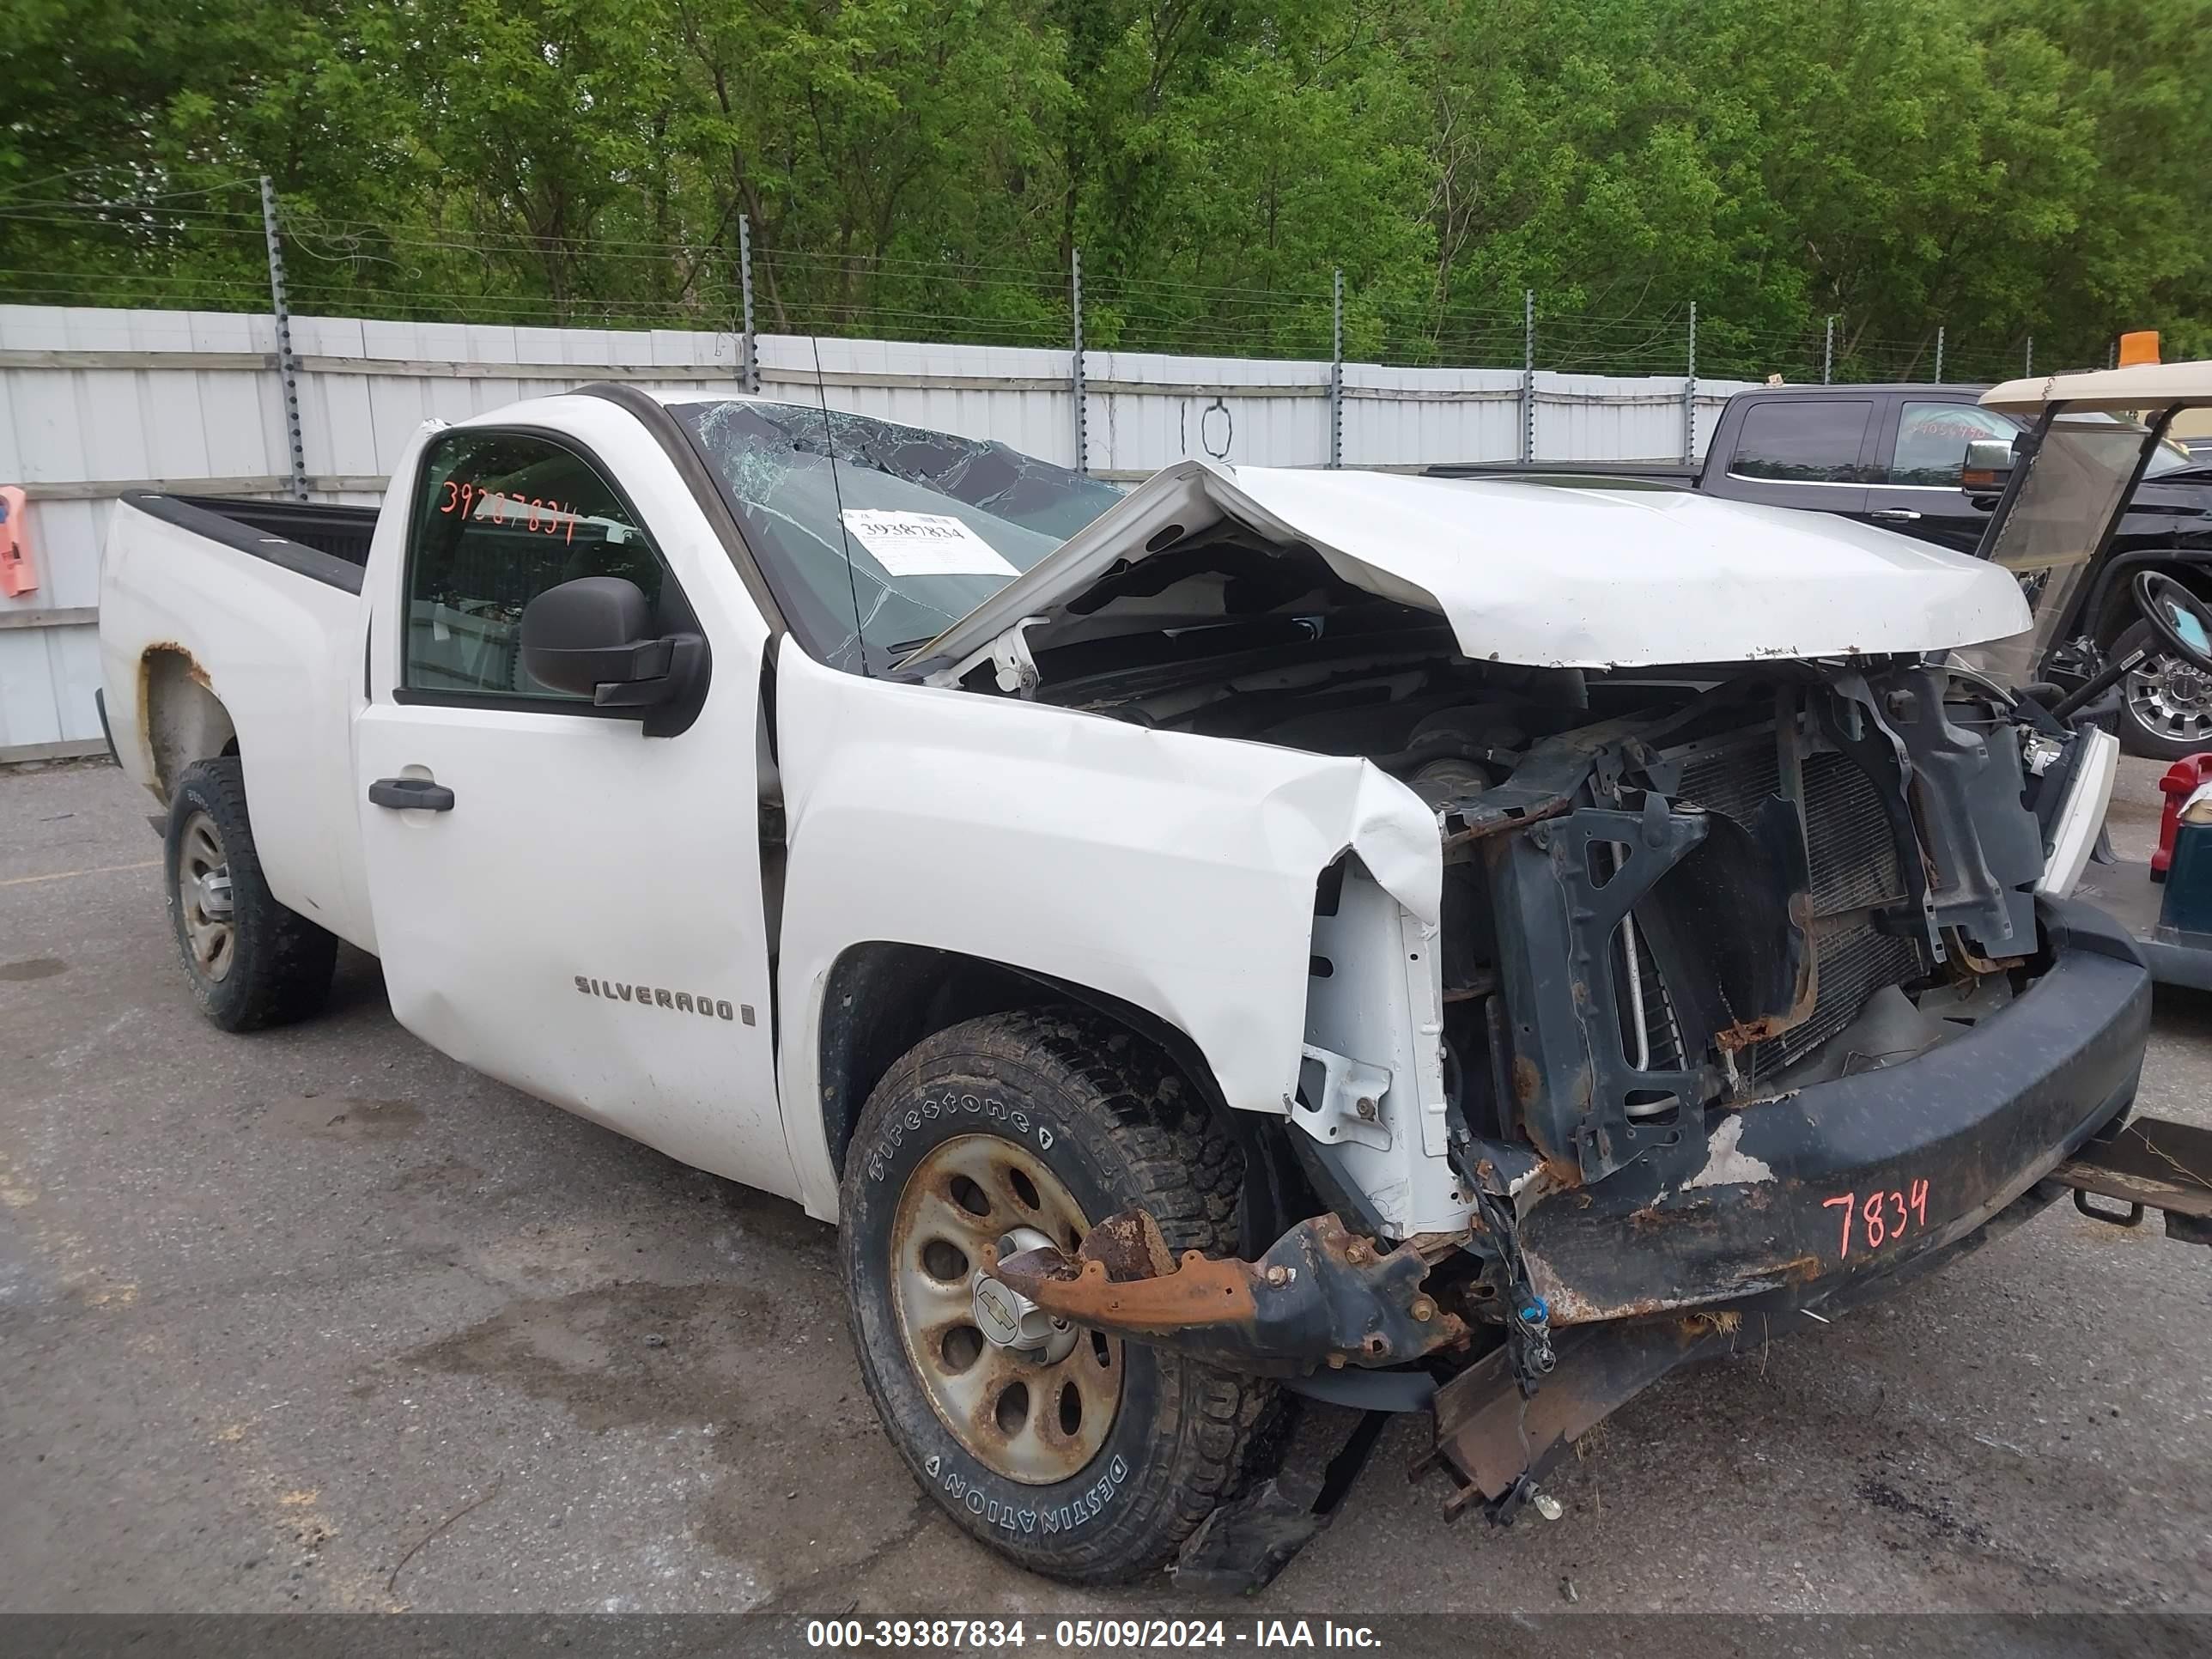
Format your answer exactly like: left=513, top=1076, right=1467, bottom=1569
left=0, top=308, right=291, bottom=749
left=1340, top=363, right=1522, bottom=467
left=0, top=305, right=1802, bottom=752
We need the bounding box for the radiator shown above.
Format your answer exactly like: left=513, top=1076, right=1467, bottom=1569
left=1675, top=736, right=1924, bottom=1077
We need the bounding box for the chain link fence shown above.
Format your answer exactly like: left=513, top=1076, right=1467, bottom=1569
left=0, top=179, right=2124, bottom=395
left=0, top=176, right=2148, bottom=760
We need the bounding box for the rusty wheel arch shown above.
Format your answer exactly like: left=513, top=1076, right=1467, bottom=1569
left=815, top=945, right=1262, bottom=1194
left=139, top=645, right=238, bottom=802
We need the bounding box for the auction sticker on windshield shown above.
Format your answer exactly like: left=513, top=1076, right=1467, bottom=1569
left=840, top=509, right=1019, bottom=577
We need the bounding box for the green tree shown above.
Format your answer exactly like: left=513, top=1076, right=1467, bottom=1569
left=2, top=0, right=2205, bottom=368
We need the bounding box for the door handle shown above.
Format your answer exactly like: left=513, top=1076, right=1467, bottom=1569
left=1869, top=508, right=1923, bottom=522
left=368, top=776, right=456, bottom=812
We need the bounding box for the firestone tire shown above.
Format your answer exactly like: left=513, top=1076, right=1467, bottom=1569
left=838, top=1008, right=1278, bottom=1583
left=163, top=757, right=338, bottom=1032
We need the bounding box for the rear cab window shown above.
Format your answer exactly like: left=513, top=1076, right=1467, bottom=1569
left=403, top=429, right=686, bottom=704
left=1728, top=398, right=1878, bottom=483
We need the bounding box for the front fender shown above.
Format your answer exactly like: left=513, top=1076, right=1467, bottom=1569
left=772, top=639, right=1440, bottom=1221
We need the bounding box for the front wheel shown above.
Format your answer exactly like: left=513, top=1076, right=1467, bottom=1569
left=2114, top=620, right=2212, bottom=760
left=838, top=1009, right=1278, bottom=1583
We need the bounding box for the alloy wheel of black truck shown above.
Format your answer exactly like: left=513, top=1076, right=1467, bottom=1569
left=2114, top=619, right=2212, bottom=761
left=838, top=1008, right=1278, bottom=1582
left=163, top=757, right=338, bottom=1031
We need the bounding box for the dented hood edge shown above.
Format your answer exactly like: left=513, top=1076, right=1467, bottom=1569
left=902, top=459, right=2034, bottom=678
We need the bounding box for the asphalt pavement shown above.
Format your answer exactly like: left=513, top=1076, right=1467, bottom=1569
left=1, top=757, right=2205, bottom=1616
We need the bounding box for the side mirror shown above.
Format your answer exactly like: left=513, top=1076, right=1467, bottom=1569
left=520, top=575, right=708, bottom=735
left=1961, top=438, right=2015, bottom=495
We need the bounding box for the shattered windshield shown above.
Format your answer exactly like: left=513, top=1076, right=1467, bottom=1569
left=672, top=398, right=1124, bottom=673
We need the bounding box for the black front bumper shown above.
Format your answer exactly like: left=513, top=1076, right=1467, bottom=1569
left=1518, top=896, right=2152, bottom=1324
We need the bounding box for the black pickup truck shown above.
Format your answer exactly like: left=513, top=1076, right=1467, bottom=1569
left=1432, top=383, right=2212, bottom=759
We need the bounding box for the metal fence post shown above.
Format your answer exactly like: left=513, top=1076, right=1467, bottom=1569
left=1682, top=300, right=1698, bottom=462
left=258, top=176, right=308, bottom=502
left=1328, top=268, right=1344, bottom=469
left=1933, top=325, right=1945, bottom=385
left=1822, top=315, right=1834, bottom=384
left=2024, top=336, right=2033, bottom=378
left=1070, top=246, right=1088, bottom=475
left=1520, top=289, right=1535, bottom=463
left=738, top=213, right=759, bottom=394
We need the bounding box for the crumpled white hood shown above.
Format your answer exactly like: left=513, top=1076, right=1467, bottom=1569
left=908, top=459, right=2033, bottom=674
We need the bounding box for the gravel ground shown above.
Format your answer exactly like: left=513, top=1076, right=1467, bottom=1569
left=1, top=757, right=2205, bottom=1618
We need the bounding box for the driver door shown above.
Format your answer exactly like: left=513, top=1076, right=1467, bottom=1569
left=353, top=417, right=794, bottom=1198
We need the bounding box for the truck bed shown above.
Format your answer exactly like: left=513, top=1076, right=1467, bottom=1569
left=100, top=490, right=380, bottom=954
left=124, top=494, right=380, bottom=593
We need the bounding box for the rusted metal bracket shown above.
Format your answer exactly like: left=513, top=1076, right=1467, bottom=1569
left=1482, top=795, right=1717, bottom=1183
left=1415, top=1312, right=1755, bottom=1524
left=984, top=1210, right=1470, bottom=1374
left=1433, top=678, right=1772, bottom=859
left=2051, top=1113, right=2212, bottom=1247
left=1295, top=1043, right=1394, bottom=1151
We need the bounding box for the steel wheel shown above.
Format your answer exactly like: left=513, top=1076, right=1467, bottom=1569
left=890, top=1133, right=1122, bottom=1486
left=175, top=810, right=236, bottom=983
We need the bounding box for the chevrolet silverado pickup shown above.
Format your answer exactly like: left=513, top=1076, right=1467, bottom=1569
left=98, top=386, right=2158, bottom=1584
left=1432, top=382, right=2212, bottom=761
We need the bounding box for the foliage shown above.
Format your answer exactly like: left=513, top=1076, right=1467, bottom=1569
left=1, top=0, right=2205, bottom=374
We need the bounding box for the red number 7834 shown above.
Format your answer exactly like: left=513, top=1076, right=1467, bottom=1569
left=1822, top=1179, right=1929, bottom=1257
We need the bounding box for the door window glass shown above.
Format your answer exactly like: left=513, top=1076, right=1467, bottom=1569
left=405, top=430, right=666, bottom=699
left=1729, top=399, right=1875, bottom=483
left=1887, top=403, right=2020, bottom=486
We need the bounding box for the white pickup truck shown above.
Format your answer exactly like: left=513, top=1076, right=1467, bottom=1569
left=98, top=384, right=2154, bottom=1584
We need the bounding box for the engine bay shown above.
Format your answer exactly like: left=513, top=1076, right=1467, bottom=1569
left=1050, top=630, right=2059, bottom=1207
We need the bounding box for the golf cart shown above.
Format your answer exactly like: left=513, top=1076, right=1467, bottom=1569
left=1973, top=363, right=2212, bottom=991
